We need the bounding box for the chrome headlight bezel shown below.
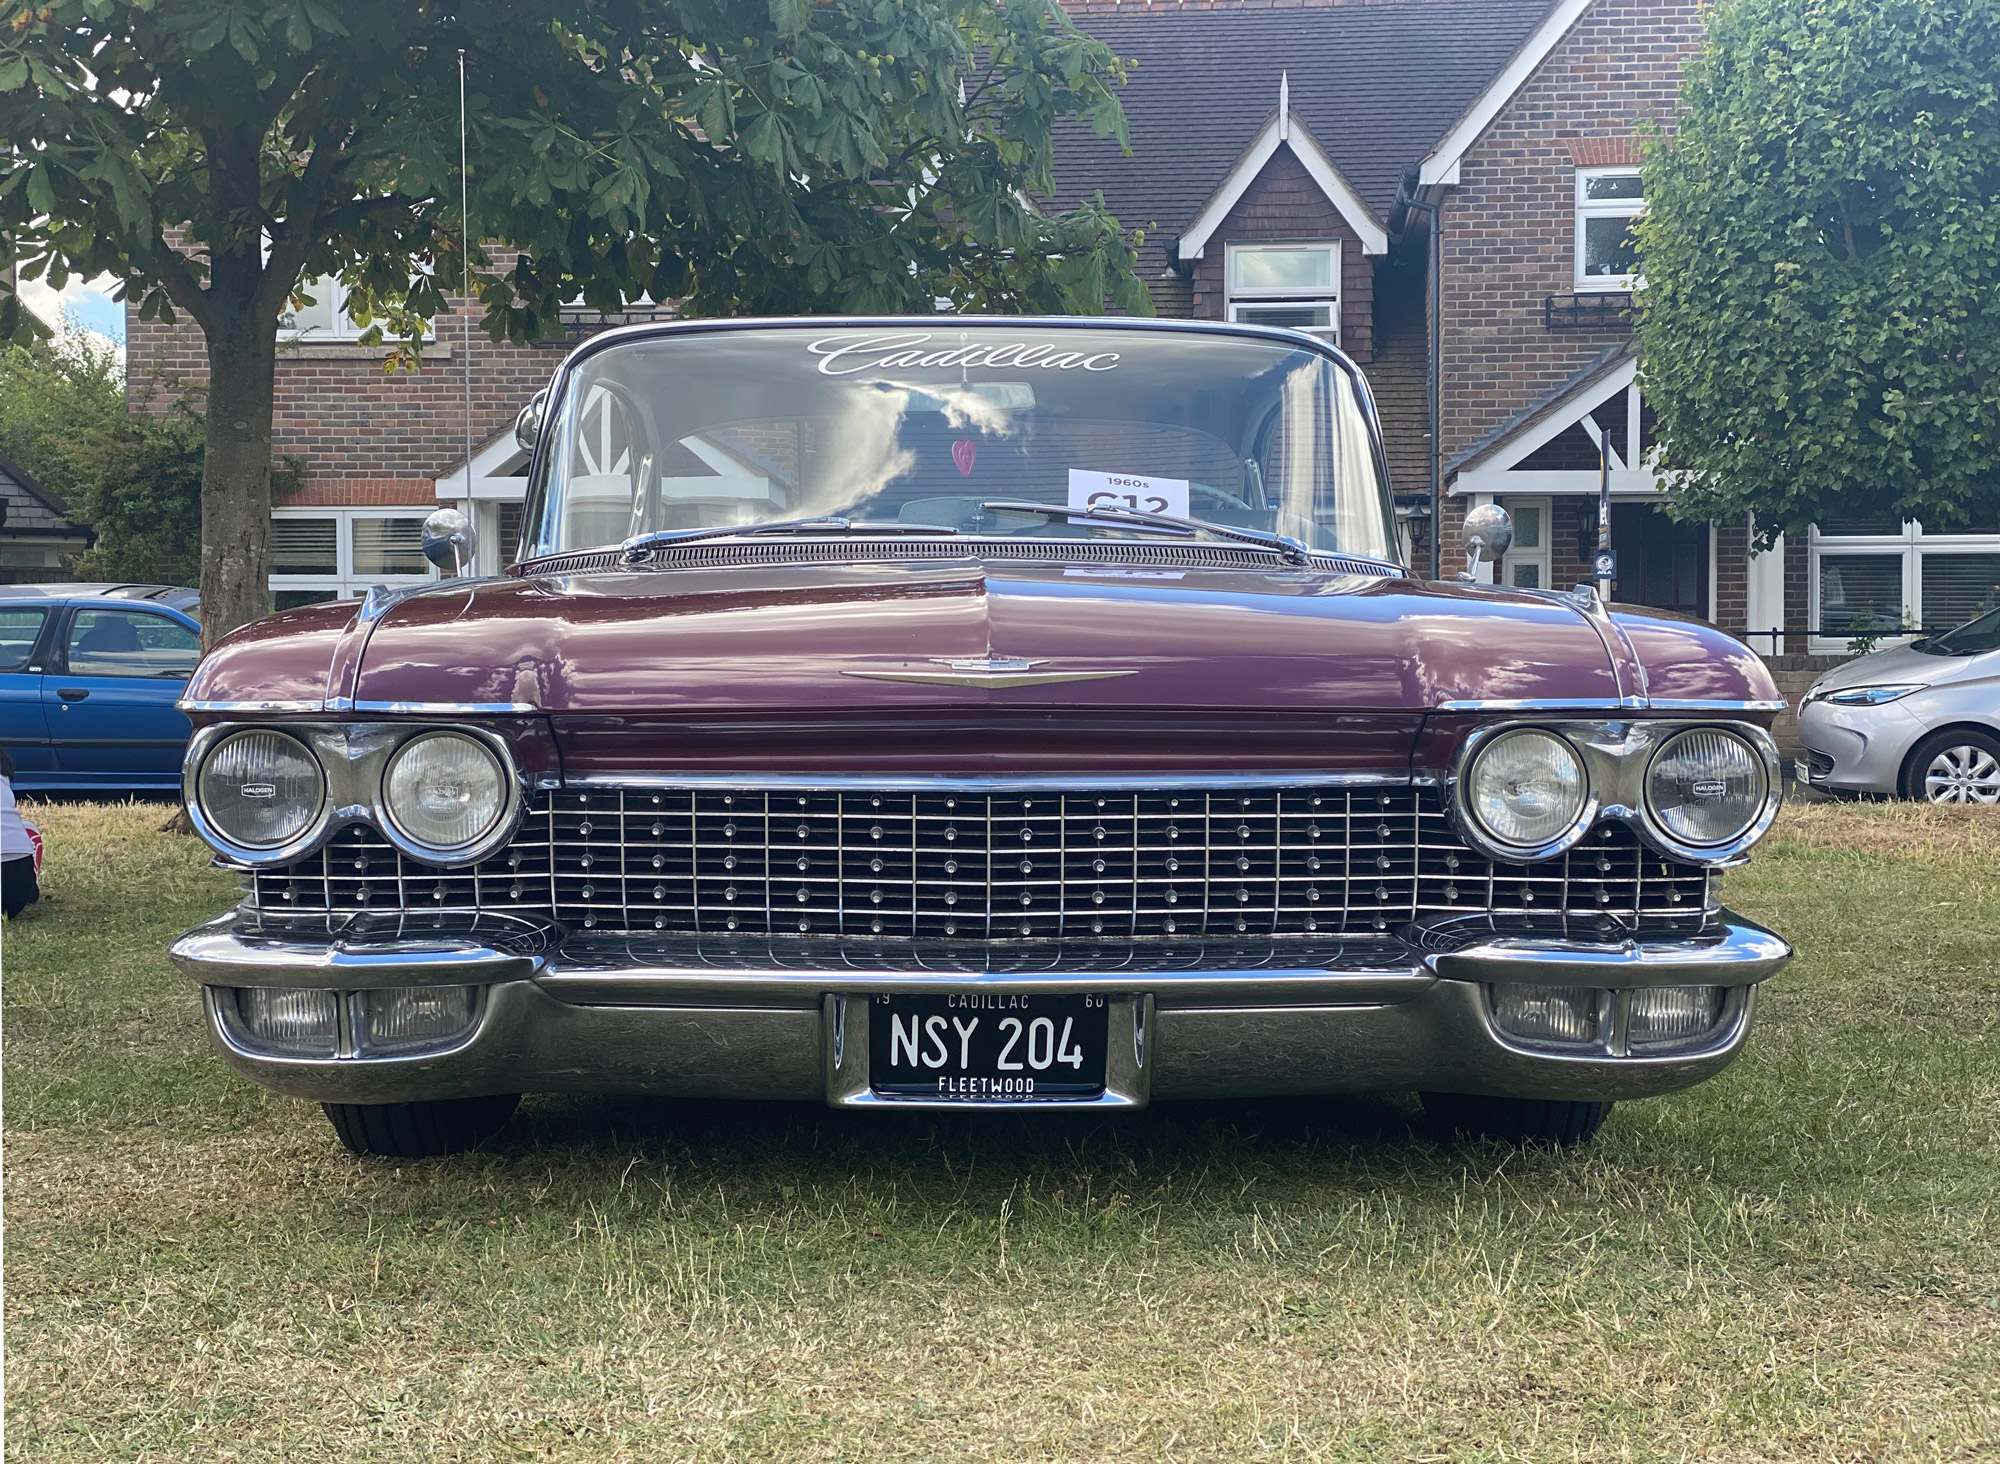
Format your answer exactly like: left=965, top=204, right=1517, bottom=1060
left=182, top=722, right=527, bottom=868
left=186, top=727, right=332, bottom=864
left=1446, top=718, right=1783, bottom=868
left=1643, top=726, right=1776, bottom=852
left=1451, top=725, right=1597, bottom=862
left=379, top=730, right=513, bottom=863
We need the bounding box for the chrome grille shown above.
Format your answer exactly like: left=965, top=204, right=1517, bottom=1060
left=248, top=785, right=1711, bottom=938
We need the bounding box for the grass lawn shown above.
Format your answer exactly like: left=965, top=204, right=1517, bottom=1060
left=4, top=798, right=1997, bottom=1462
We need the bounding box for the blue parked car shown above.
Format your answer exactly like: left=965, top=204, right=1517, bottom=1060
left=0, top=584, right=202, bottom=792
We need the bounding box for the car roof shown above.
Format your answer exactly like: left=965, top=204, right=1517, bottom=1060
left=0, top=582, right=200, bottom=614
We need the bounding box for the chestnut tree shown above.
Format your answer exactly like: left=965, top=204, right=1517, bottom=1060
left=0, top=0, right=1148, bottom=641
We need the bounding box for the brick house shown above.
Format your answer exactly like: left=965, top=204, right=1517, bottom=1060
left=125, top=0, right=2000, bottom=732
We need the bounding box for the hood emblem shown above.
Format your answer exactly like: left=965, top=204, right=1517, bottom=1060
left=844, top=655, right=1135, bottom=689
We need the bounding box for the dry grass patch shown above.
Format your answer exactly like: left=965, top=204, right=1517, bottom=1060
left=5, top=799, right=1998, bottom=1462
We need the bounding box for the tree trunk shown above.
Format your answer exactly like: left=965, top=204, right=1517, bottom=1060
left=198, top=310, right=278, bottom=649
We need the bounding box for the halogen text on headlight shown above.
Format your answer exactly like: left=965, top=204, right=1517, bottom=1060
left=1465, top=728, right=1588, bottom=850
left=1646, top=728, right=1768, bottom=847
left=197, top=729, right=325, bottom=848
left=383, top=732, right=507, bottom=854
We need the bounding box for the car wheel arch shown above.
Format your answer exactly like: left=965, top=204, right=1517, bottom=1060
left=1898, top=721, right=2000, bottom=800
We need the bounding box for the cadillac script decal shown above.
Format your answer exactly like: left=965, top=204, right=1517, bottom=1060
left=809, top=333, right=1122, bottom=376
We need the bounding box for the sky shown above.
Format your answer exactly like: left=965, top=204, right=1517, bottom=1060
left=17, top=271, right=126, bottom=347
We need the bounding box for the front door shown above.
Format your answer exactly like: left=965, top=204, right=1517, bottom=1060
left=48, top=606, right=201, bottom=785
left=1610, top=504, right=1709, bottom=618
left=0, top=605, right=55, bottom=778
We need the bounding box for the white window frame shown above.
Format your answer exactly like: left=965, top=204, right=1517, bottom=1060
left=277, top=270, right=437, bottom=343
left=1809, top=520, right=2000, bottom=652
left=1574, top=166, right=1644, bottom=292
left=1225, top=242, right=1341, bottom=345
left=269, top=507, right=438, bottom=603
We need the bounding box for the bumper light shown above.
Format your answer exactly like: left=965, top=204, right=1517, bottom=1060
left=362, top=986, right=479, bottom=1050
left=1489, top=983, right=1599, bottom=1045
left=237, top=986, right=339, bottom=1055
left=1628, top=985, right=1725, bottom=1049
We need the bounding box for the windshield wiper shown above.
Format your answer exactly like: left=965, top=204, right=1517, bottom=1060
left=620, top=517, right=960, bottom=562
left=979, top=499, right=1312, bottom=565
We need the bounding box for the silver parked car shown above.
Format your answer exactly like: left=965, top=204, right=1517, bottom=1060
left=1797, top=608, right=2000, bottom=802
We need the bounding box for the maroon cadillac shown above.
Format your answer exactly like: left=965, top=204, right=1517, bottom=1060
left=171, top=319, right=1790, bottom=1156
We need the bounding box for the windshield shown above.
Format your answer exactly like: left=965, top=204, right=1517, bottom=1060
left=1918, top=605, right=2000, bottom=655
left=519, top=323, right=1398, bottom=563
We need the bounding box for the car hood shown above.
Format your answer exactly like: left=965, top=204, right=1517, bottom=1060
left=186, top=558, right=1779, bottom=718
left=1807, top=640, right=1992, bottom=695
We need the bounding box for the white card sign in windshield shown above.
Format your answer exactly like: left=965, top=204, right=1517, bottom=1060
left=1068, top=468, right=1190, bottom=520
left=809, top=333, right=1121, bottom=376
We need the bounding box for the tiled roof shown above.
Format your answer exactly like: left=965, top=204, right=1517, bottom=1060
left=1049, top=0, right=1559, bottom=269
left=0, top=451, right=86, bottom=536
left=1444, top=338, right=1636, bottom=475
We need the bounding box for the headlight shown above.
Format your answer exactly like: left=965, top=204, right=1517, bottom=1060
left=382, top=732, right=507, bottom=854
left=197, top=729, right=325, bottom=848
left=1823, top=683, right=1923, bottom=706
left=1464, top=728, right=1588, bottom=850
left=1646, top=728, right=1768, bottom=846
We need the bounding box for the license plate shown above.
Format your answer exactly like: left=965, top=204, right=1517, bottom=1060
left=868, top=993, right=1109, bottom=1101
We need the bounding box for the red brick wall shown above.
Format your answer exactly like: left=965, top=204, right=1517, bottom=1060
left=1438, top=0, right=1698, bottom=465
left=1435, top=0, right=1703, bottom=578
left=1186, top=147, right=1374, bottom=362
left=125, top=248, right=558, bottom=508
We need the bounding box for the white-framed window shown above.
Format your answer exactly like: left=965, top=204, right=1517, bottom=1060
left=1810, top=518, right=2000, bottom=647
left=1574, top=167, right=1644, bottom=291
left=269, top=508, right=437, bottom=609
left=278, top=271, right=436, bottom=341
left=1225, top=242, right=1340, bottom=344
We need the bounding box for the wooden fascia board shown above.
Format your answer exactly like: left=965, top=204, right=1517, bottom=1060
left=1177, top=114, right=1389, bottom=260
left=1418, top=0, right=1597, bottom=188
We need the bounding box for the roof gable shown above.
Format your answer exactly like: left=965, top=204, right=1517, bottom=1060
left=1049, top=0, right=1558, bottom=272
left=1177, top=80, right=1388, bottom=259
left=1418, top=0, right=1594, bottom=186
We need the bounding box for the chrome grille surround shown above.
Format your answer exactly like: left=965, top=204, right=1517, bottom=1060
left=246, top=784, right=1712, bottom=941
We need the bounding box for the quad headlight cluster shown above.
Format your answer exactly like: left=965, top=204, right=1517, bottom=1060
left=188, top=725, right=517, bottom=863
left=1459, top=722, right=1774, bottom=861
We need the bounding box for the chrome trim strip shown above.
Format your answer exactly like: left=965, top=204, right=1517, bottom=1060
left=350, top=701, right=542, bottom=715
left=1436, top=698, right=1626, bottom=712
left=1646, top=698, right=1788, bottom=712
left=562, top=770, right=1413, bottom=791
left=179, top=698, right=326, bottom=714
left=175, top=912, right=542, bottom=989
left=1435, top=697, right=1787, bottom=714
left=841, top=669, right=1137, bottom=689
left=1427, top=914, right=1790, bottom=988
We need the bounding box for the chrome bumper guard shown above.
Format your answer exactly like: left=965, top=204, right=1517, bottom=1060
left=171, top=911, right=1790, bottom=1109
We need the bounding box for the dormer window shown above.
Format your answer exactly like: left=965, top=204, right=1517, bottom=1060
left=1226, top=243, right=1341, bottom=344
left=1575, top=168, right=1644, bottom=291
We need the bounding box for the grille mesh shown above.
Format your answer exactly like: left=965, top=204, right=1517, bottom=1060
left=247, top=785, right=1711, bottom=939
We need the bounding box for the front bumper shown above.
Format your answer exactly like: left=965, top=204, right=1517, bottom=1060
left=1796, top=698, right=1924, bottom=795
left=172, top=913, right=1791, bottom=1109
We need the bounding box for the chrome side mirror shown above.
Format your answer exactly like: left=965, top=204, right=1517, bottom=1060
left=422, top=506, right=478, bottom=577
left=1458, top=503, right=1514, bottom=582
left=514, top=388, right=549, bottom=451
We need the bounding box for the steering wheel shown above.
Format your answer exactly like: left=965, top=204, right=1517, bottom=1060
left=1190, top=481, right=1257, bottom=512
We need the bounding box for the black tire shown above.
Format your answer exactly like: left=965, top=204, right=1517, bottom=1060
left=1421, top=1092, right=1611, bottom=1146
left=322, top=1093, right=521, bottom=1158
left=1899, top=727, right=2000, bottom=803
